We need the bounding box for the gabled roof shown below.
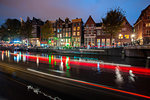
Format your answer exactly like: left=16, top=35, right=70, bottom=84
left=85, top=15, right=96, bottom=25
left=123, top=17, right=132, bottom=28
left=134, top=5, right=150, bottom=25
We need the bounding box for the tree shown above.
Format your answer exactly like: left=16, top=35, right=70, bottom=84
left=102, top=8, right=125, bottom=44
left=0, top=19, right=21, bottom=41
left=41, top=21, right=54, bottom=42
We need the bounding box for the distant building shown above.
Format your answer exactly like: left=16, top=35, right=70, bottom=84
left=62, top=17, right=72, bottom=47
left=54, top=18, right=64, bottom=47
left=84, top=16, right=97, bottom=47
left=30, top=17, right=44, bottom=46
left=134, top=5, right=150, bottom=45
left=96, top=23, right=111, bottom=47
left=115, top=17, right=133, bottom=46
left=72, top=18, right=83, bottom=47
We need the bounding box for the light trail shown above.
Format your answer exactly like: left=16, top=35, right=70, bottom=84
left=10, top=53, right=150, bottom=76
left=27, top=68, right=150, bottom=99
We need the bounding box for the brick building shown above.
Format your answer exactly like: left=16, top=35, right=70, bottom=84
left=54, top=18, right=64, bottom=47
left=134, top=5, right=150, bottom=45
left=115, top=17, right=133, bottom=46
left=72, top=18, right=83, bottom=47
left=84, top=16, right=97, bottom=47
left=96, top=23, right=111, bottom=47
left=62, top=17, right=72, bottom=47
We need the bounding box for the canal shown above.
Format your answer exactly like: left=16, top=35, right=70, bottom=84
left=0, top=50, right=150, bottom=99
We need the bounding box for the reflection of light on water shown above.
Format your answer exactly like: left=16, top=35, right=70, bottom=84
left=129, top=70, right=135, bottom=82
left=2, top=51, right=4, bottom=61
left=36, top=56, right=39, bottom=67
left=23, top=54, right=26, bottom=62
left=7, top=51, right=10, bottom=58
left=115, top=66, right=123, bottom=86
left=97, top=62, right=100, bottom=73
left=17, top=54, right=19, bottom=63
left=59, top=57, right=64, bottom=71
left=27, top=85, right=62, bottom=100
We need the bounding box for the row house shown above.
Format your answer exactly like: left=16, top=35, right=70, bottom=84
left=54, top=18, right=72, bottom=47
left=134, top=5, right=150, bottom=45
left=115, top=17, right=133, bottom=46
left=96, top=23, right=111, bottom=47
left=28, top=17, right=44, bottom=46
left=72, top=18, right=83, bottom=47
left=84, top=16, right=97, bottom=47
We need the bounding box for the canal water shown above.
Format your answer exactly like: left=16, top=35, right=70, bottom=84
left=0, top=50, right=150, bottom=98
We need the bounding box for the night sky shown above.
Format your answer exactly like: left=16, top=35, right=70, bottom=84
left=0, top=0, right=150, bottom=26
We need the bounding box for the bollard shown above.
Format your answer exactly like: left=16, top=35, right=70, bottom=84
left=146, top=57, right=150, bottom=68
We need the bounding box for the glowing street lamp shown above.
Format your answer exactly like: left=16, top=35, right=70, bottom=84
left=131, top=34, right=135, bottom=42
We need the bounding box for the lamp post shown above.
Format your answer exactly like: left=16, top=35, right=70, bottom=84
left=131, top=34, right=135, bottom=42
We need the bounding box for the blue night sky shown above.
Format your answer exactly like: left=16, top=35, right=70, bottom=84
left=0, top=0, right=150, bottom=26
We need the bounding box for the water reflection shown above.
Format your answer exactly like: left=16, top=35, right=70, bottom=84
left=129, top=70, right=135, bottom=82
left=115, top=66, right=123, bottom=88
left=2, top=51, right=4, bottom=61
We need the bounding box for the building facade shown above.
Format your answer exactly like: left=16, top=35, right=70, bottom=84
left=96, top=23, right=111, bottom=47
left=72, top=18, right=83, bottom=47
left=134, top=5, right=150, bottom=45
left=115, top=17, right=133, bottom=46
left=30, top=17, right=44, bottom=46
left=84, top=16, right=97, bottom=47
left=55, top=18, right=64, bottom=47
left=62, top=18, right=72, bottom=47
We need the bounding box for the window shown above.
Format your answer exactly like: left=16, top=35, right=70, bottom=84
left=122, top=28, right=127, bottom=31
left=57, top=34, right=59, bottom=38
left=147, top=16, right=150, bottom=19
left=66, top=33, right=68, bottom=37
left=68, top=32, right=71, bottom=37
left=91, top=24, right=94, bottom=27
left=73, top=32, right=76, bottom=36
left=118, top=34, right=123, bottom=39
left=77, top=27, right=80, bottom=30
left=125, top=35, right=129, bottom=39
left=73, top=27, right=76, bottom=31
left=97, top=30, right=100, bottom=35
left=147, top=30, right=150, bottom=35
left=77, top=32, right=80, bottom=36
left=63, top=32, right=65, bottom=37
left=86, top=25, right=88, bottom=27
left=77, top=37, right=80, bottom=41
left=60, top=34, right=62, bottom=38
left=74, top=23, right=76, bottom=26
left=86, top=30, right=89, bottom=33
left=146, top=23, right=150, bottom=27
left=57, top=29, right=60, bottom=33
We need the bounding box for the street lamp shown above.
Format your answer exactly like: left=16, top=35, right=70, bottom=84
left=131, top=34, right=135, bottom=42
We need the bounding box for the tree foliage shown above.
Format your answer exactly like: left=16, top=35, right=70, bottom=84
left=0, top=19, right=21, bottom=41
left=41, top=21, right=54, bottom=41
left=102, top=8, right=125, bottom=39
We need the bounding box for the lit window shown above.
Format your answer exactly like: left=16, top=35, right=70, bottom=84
left=77, top=32, right=80, bottom=36
left=125, top=35, right=129, bottom=39
left=118, top=34, right=123, bottom=39
left=73, top=32, right=76, bottom=36
left=60, top=34, right=62, bottom=38
left=122, top=28, right=127, bottom=31
left=77, top=27, right=80, bottom=30
left=57, top=29, right=59, bottom=33
left=66, top=33, right=68, bottom=37
left=73, top=27, right=76, bottom=31
left=68, top=32, right=71, bottom=37
left=146, top=23, right=150, bottom=27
